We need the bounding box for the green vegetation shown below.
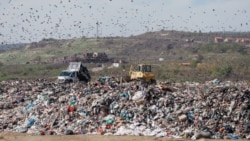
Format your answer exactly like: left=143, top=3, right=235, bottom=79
left=0, top=57, right=249, bottom=82
left=211, top=65, right=232, bottom=78
left=0, top=64, right=66, bottom=81
left=0, top=31, right=250, bottom=82
left=192, top=43, right=247, bottom=54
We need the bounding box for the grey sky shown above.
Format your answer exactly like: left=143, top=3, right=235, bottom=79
left=0, top=0, right=249, bottom=44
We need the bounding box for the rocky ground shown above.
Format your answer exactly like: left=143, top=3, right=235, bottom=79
left=0, top=77, right=249, bottom=140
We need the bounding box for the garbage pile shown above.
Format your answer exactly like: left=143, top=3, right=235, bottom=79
left=0, top=78, right=249, bottom=140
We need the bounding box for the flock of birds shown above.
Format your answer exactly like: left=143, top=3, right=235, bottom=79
left=0, top=0, right=249, bottom=44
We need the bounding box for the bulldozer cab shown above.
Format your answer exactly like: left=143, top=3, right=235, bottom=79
left=136, top=64, right=152, bottom=72
left=129, top=64, right=155, bottom=83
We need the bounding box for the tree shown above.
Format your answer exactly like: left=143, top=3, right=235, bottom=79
left=33, top=56, right=41, bottom=62
left=0, top=61, right=3, bottom=66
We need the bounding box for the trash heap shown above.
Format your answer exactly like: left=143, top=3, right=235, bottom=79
left=0, top=78, right=249, bottom=140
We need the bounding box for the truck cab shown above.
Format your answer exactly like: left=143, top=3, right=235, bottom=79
left=57, top=70, right=78, bottom=83
left=57, top=62, right=91, bottom=83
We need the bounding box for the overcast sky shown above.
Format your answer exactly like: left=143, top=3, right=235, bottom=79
left=0, top=0, right=250, bottom=44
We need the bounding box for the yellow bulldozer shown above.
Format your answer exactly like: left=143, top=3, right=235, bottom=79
left=124, top=64, right=156, bottom=84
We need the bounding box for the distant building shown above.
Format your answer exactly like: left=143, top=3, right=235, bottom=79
left=236, top=38, right=250, bottom=44
left=185, top=38, right=194, bottom=42
left=224, top=37, right=234, bottom=43
left=242, top=38, right=250, bottom=44
left=112, top=63, right=120, bottom=68
left=159, top=58, right=164, bottom=61
left=214, top=36, right=224, bottom=43
left=181, top=63, right=191, bottom=66
left=160, top=33, right=169, bottom=36
left=236, top=38, right=242, bottom=43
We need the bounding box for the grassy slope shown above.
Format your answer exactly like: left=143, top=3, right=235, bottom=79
left=0, top=31, right=250, bottom=82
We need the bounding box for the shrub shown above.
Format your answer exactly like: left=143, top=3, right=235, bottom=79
left=105, top=39, right=114, bottom=45
left=33, top=56, right=41, bottom=62
left=198, top=43, right=247, bottom=54
left=212, top=65, right=232, bottom=78
left=0, top=61, right=3, bottom=66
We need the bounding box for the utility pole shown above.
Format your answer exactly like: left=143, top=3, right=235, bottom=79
left=121, top=24, right=124, bottom=48
left=96, top=21, right=99, bottom=40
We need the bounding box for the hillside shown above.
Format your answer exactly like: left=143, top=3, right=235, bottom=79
left=0, top=30, right=250, bottom=82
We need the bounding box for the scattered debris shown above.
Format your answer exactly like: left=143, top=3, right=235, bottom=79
left=0, top=78, right=249, bottom=140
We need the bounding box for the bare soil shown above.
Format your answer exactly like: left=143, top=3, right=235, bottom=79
left=0, top=132, right=239, bottom=141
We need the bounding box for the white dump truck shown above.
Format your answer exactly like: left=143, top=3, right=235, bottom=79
left=57, top=62, right=91, bottom=83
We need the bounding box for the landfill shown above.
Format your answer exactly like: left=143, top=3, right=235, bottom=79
left=0, top=77, right=249, bottom=140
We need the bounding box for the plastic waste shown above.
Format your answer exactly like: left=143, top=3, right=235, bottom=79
left=25, top=118, right=36, bottom=128
left=78, top=109, right=88, bottom=117
left=228, top=133, right=239, bottom=140
left=178, top=115, right=187, bottom=121
left=16, top=126, right=28, bottom=133
left=132, top=91, right=144, bottom=101
left=65, top=129, right=74, bottom=135
left=69, top=100, right=76, bottom=105
left=0, top=78, right=249, bottom=139
left=187, top=113, right=195, bottom=121
left=81, top=129, right=87, bottom=135
left=25, top=103, right=35, bottom=111
left=106, top=119, right=114, bottom=124
left=42, top=93, right=48, bottom=100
